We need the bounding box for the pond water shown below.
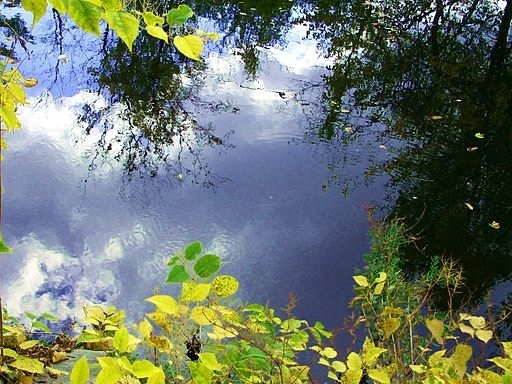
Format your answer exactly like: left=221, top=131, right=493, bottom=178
left=1, top=0, right=512, bottom=340
left=0, top=3, right=388, bottom=334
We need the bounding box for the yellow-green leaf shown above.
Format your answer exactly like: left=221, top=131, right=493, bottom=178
left=409, top=364, right=427, bottom=373
left=147, top=370, right=165, bottom=384
left=353, top=275, right=369, bottom=287
left=211, top=275, right=239, bottom=298
left=373, top=281, right=385, bottom=295
left=374, top=272, right=387, bottom=283
left=146, top=25, right=168, bottom=43
left=199, top=352, right=224, bottom=371
left=190, top=306, right=217, bottom=325
left=142, top=12, right=164, bottom=26
left=21, top=0, right=47, bottom=26
left=100, top=0, right=121, bottom=12
left=66, top=0, right=102, bottom=36
left=322, top=347, right=338, bottom=359
left=451, top=343, right=472, bottom=377
left=458, top=322, right=475, bottom=337
left=181, top=282, right=211, bottom=302
left=468, top=316, right=486, bottom=329
left=48, top=0, right=66, bottom=12
left=464, top=202, right=474, bottom=210
left=489, top=221, right=500, bottom=229
left=346, top=352, right=362, bottom=370
left=188, top=361, right=214, bottom=384
left=368, top=368, right=391, bottom=384
left=173, top=35, right=204, bottom=61
left=104, top=11, right=139, bottom=51
left=475, top=329, right=493, bottom=343
left=23, top=77, right=38, bottom=88
left=343, top=366, right=363, bottom=384
left=10, top=355, right=45, bottom=374
left=475, top=132, right=485, bottom=139
left=19, top=340, right=40, bottom=349
left=145, top=295, right=179, bottom=315
left=331, top=360, right=347, bottom=373
left=70, top=356, right=90, bottom=384
left=132, top=360, right=161, bottom=378
left=503, top=341, right=512, bottom=358
left=167, top=4, right=194, bottom=25
left=426, top=318, right=444, bottom=345
left=361, top=337, right=387, bottom=366
left=113, top=326, right=129, bottom=353
left=0, top=106, right=21, bottom=129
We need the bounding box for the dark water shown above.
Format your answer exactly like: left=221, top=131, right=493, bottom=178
left=1, top=0, right=511, bottom=337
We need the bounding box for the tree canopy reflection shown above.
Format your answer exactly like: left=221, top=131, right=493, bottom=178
left=303, top=0, right=512, bottom=306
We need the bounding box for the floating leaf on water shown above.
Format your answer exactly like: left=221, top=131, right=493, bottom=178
left=489, top=221, right=500, bottom=229
left=464, top=203, right=474, bottom=210
left=23, top=77, right=38, bottom=88
left=467, top=147, right=478, bottom=152
left=475, top=132, right=485, bottom=139
left=429, top=115, right=443, bottom=120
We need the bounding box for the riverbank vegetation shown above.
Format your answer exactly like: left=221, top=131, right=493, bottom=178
left=0, top=220, right=511, bottom=383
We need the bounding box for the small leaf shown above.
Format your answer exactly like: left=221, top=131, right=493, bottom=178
left=346, top=352, right=362, bottom=370
left=194, top=254, right=221, bottom=278
left=142, top=11, right=164, bottom=26
left=475, top=132, right=485, bottom=139
left=185, top=241, right=202, bottom=260
left=173, top=35, right=204, bottom=61
left=146, top=25, right=168, bottom=43
left=430, top=115, right=443, bottom=120
left=145, top=295, right=179, bottom=315
left=426, top=318, right=445, bottom=345
left=19, top=340, right=40, bottom=349
left=464, top=203, right=474, bottom=210
left=181, top=282, right=211, bottom=302
left=104, top=11, right=139, bottom=51
left=458, top=322, right=475, bottom=337
left=468, top=316, right=486, bottom=330
left=167, top=4, right=194, bottom=25
left=166, top=265, right=190, bottom=283
left=0, top=233, right=12, bottom=253
left=475, top=329, right=493, bottom=343
left=373, top=282, right=385, bottom=295
left=353, top=275, right=369, bottom=287
left=23, top=77, right=38, bottom=88
left=211, top=275, right=239, bottom=297
left=489, top=221, right=500, bottom=229
left=374, top=272, right=387, bottom=283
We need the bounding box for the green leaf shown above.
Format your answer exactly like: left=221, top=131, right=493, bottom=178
left=185, top=241, right=202, bottom=260
left=146, top=25, right=169, bottom=43
left=145, top=295, right=179, bottom=315
left=21, top=0, right=47, bottom=26
left=100, top=0, right=121, bottom=12
left=113, top=326, right=129, bottom=353
left=104, top=11, right=139, bottom=51
left=41, top=312, right=59, bottom=321
left=194, top=254, right=220, bottom=278
left=475, top=132, right=485, bottom=139
left=166, top=264, right=191, bottom=283
left=65, top=0, right=103, bottom=36
left=173, top=35, right=204, bottom=61
left=70, top=356, right=90, bottom=384
left=32, top=320, right=51, bottom=332
left=167, top=4, right=194, bottom=25
left=181, top=282, right=211, bottom=302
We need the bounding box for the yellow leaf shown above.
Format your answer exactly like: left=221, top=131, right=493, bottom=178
left=489, top=221, right=500, bottom=229
left=475, top=329, right=493, bottom=343
left=342, top=366, right=363, bottom=384
left=464, top=203, right=474, bottom=210
left=373, top=281, right=385, bottom=295
left=70, top=356, right=90, bottom=384
left=503, top=341, right=512, bottom=357
left=145, top=295, right=179, bottom=315
left=368, top=368, right=390, bottom=384
left=475, top=132, right=485, bottom=139
left=173, top=35, right=204, bottom=61
left=322, top=347, right=338, bottom=359
left=346, top=352, right=362, bottom=370
left=361, top=337, right=387, bottom=367
left=199, top=352, right=224, bottom=371
left=211, top=275, right=239, bottom=298
left=458, top=322, right=475, bottom=337
left=190, top=306, right=217, bottom=325
left=425, top=318, right=444, bottom=345
left=409, top=364, right=427, bottom=373
left=19, top=340, right=39, bottom=349
left=21, top=0, right=47, bottom=26
left=374, top=272, right=387, bottom=283
left=23, top=77, right=38, bottom=88
left=180, top=282, right=211, bottom=302
left=468, top=316, right=486, bottom=329
left=353, top=275, right=369, bottom=287
left=451, top=343, right=472, bottom=377
left=332, top=360, right=347, bottom=373
left=430, top=115, right=443, bottom=120
left=10, top=355, right=45, bottom=374
left=146, top=25, right=168, bottom=43
left=104, top=11, right=139, bottom=51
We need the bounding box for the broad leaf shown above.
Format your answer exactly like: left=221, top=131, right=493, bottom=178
left=426, top=318, right=444, bottom=345
left=188, top=361, right=214, bottom=384
left=113, top=326, right=129, bottom=353
left=70, top=356, right=90, bottom=384
left=353, top=275, right=369, bottom=287
left=10, top=355, right=45, bottom=374
left=181, top=282, right=211, bottom=302
left=104, top=11, right=139, bottom=51
left=132, top=360, right=161, bottom=378
left=142, top=11, right=164, bottom=26
left=194, top=254, right=220, bottom=278
left=173, top=35, right=203, bottom=61
left=211, top=275, right=239, bottom=297
left=65, top=0, right=103, bottom=36
left=21, top=0, right=47, bottom=26
left=167, top=4, right=194, bottom=25
left=190, top=306, right=217, bottom=325
left=146, top=25, right=168, bottom=43
left=166, top=265, right=190, bottom=283
left=101, top=0, right=121, bottom=12
left=145, top=295, right=179, bottom=315
left=185, top=241, right=202, bottom=260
